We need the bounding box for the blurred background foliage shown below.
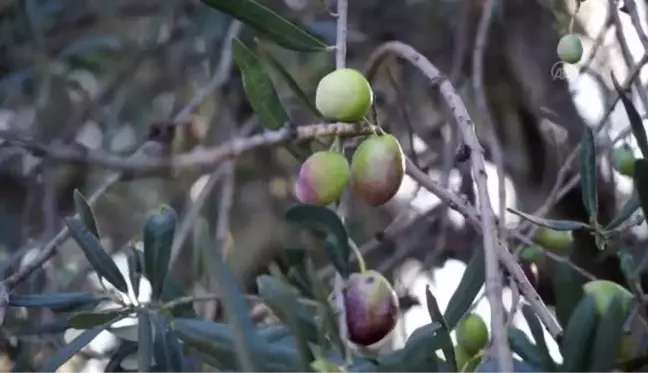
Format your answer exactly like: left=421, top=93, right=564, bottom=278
left=0, top=0, right=646, bottom=370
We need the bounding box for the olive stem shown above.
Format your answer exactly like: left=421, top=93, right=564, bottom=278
left=333, top=0, right=352, bottom=368
left=349, top=239, right=367, bottom=273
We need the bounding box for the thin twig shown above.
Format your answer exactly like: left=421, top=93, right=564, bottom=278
left=472, top=1, right=513, bottom=367
left=1, top=20, right=243, bottom=290
left=609, top=0, right=648, bottom=112
left=0, top=122, right=374, bottom=175
left=333, top=0, right=351, bottom=367
left=514, top=52, right=648, bottom=243
left=366, top=41, right=512, bottom=370
left=169, top=118, right=258, bottom=267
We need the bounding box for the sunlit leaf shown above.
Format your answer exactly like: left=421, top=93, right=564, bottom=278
left=233, top=38, right=288, bottom=130
left=259, top=47, right=322, bottom=117
left=232, top=38, right=310, bottom=161
left=68, top=309, right=129, bottom=329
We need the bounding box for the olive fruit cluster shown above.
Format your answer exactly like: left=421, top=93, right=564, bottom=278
left=295, top=69, right=405, bottom=207
left=343, top=270, right=400, bottom=346
left=454, top=313, right=489, bottom=372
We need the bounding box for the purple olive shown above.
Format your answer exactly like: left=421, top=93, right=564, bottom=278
left=350, top=134, right=405, bottom=206
left=295, top=151, right=350, bottom=205
left=521, top=262, right=539, bottom=290
left=343, top=270, right=399, bottom=346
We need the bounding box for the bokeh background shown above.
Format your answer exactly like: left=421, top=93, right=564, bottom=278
left=1, top=0, right=648, bottom=370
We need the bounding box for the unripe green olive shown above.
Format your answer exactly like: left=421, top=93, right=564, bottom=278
left=618, top=334, right=640, bottom=362
left=295, top=151, right=350, bottom=205
left=315, top=68, right=373, bottom=123
left=557, top=34, right=583, bottom=64
left=456, top=313, right=489, bottom=355
left=535, top=228, right=573, bottom=254
left=350, top=134, right=405, bottom=206
left=611, top=145, right=636, bottom=177
left=582, top=280, right=633, bottom=316
left=343, top=270, right=399, bottom=346
left=455, top=345, right=481, bottom=372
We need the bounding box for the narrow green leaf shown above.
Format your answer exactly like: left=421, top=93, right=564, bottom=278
left=633, top=159, right=648, bottom=230
left=68, top=309, right=129, bottom=329
left=152, top=315, right=184, bottom=372
left=233, top=38, right=289, bottom=130
left=208, top=239, right=262, bottom=371
left=304, top=258, right=344, bottom=354
left=424, top=286, right=456, bottom=372
left=285, top=204, right=351, bottom=277
left=507, top=209, right=589, bottom=231
left=443, top=247, right=485, bottom=330
left=142, top=205, right=177, bottom=300
left=65, top=217, right=129, bottom=293
left=580, top=128, right=598, bottom=222
left=476, top=358, right=543, bottom=372
left=521, top=304, right=556, bottom=371
left=400, top=323, right=444, bottom=372
left=160, top=275, right=198, bottom=318
left=613, top=74, right=648, bottom=158
left=73, top=189, right=99, bottom=238
left=553, top=262, right=586, bottom=328
left=256, top=276, right=314, bottom=370
left=605, top=192, right=640, bottom=231
left=104, top=341, right=137, bottom=372
left=259, top=47, right=322, bottom=117
left=200, top=0, right=327, bottom=51
left=256, top=275, right=319, bottom=348
left=258, top=324, right=292, bottom=342
left=8, top=292, right=99, bottom=309
left=127, top=244, right=143, bottom=301
left=39, top=314, right=125, bottom=372
left=508, top=328, right=548, bottom=369
left=173, top=319, right=240, bottom=369
left=560, top=295, right=599, bottom=372
left=232, top=39, right=310, bottom=161
left=137, top=311, right=153, bottom=372
left=588, top=295, right=627, bottom=371
left=40, top=327, right=105, bottom=372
